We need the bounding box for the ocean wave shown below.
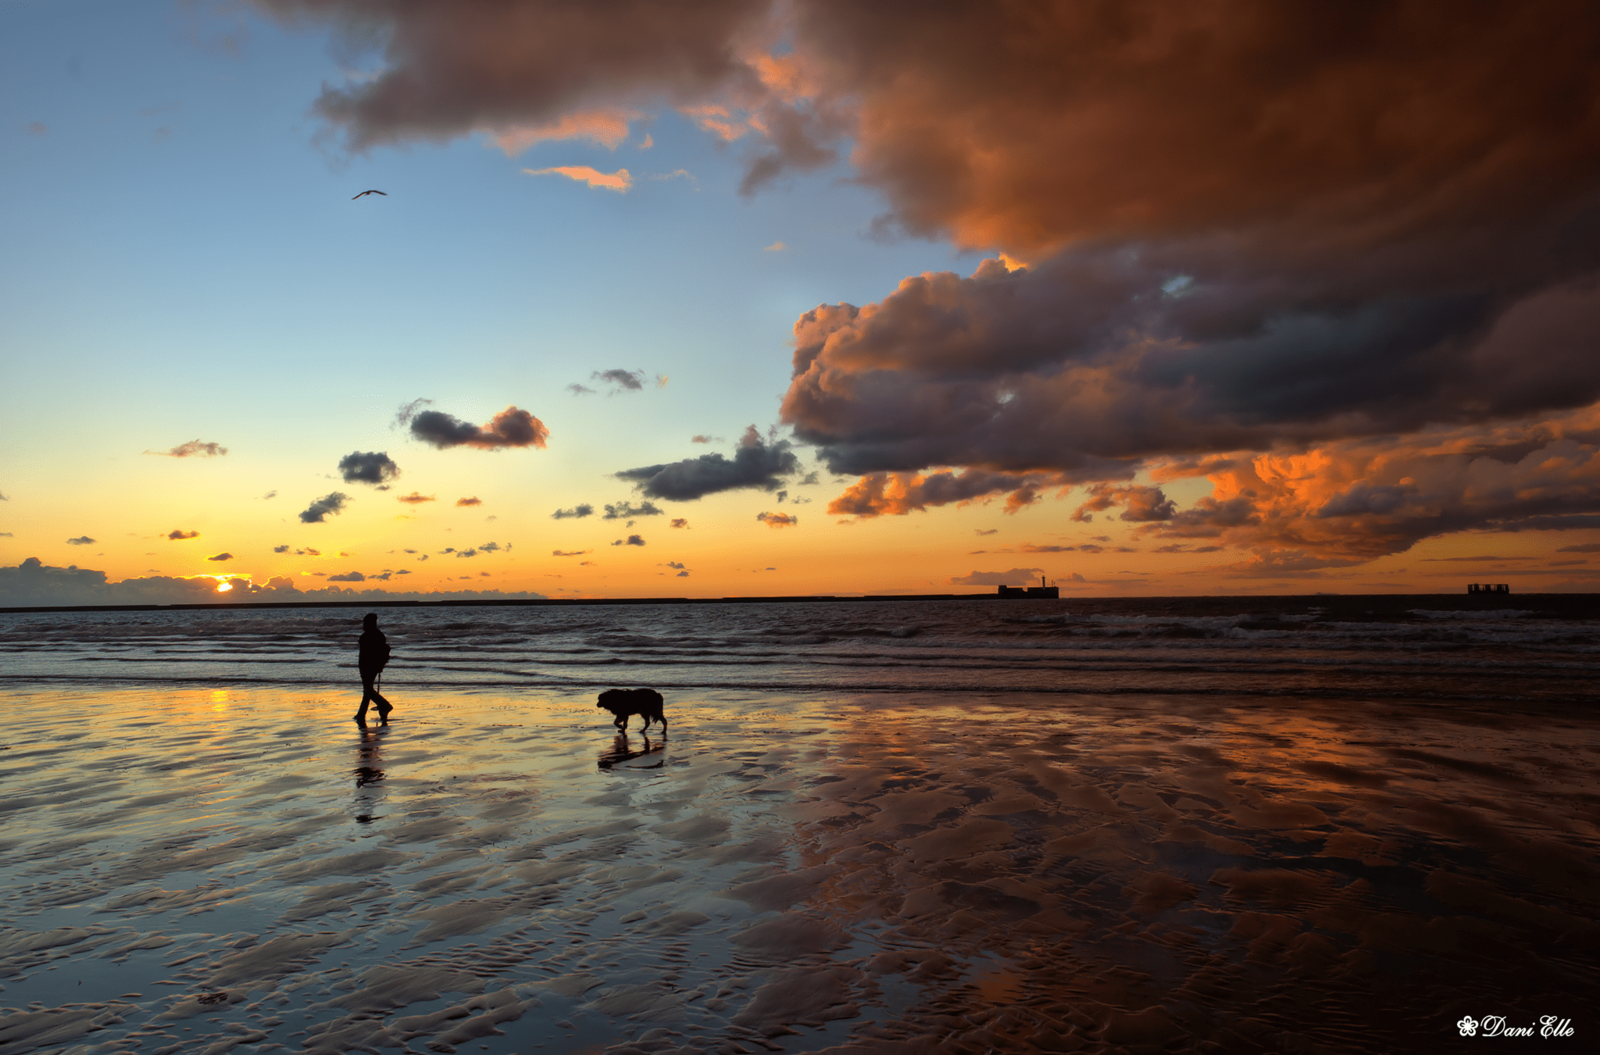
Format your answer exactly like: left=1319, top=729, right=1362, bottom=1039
left=2, top=596, right=1595, bottom=703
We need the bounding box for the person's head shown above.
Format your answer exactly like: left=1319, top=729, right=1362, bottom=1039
left=363, top=613, right=378, bottom=629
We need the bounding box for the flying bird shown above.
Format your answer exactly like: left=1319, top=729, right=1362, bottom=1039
left=352, top=189, right=387, bottom=199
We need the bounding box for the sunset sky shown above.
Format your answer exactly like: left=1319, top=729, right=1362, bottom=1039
left=5, top=0, right=1600, bottom=604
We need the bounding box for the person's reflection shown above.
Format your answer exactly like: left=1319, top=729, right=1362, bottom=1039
left=597, top=732, right=664, bottom=771
left=353, top=722, right=391, bottom=823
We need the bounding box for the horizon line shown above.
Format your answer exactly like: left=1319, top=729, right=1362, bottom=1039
left=0, top=589, right=1572, bottom=616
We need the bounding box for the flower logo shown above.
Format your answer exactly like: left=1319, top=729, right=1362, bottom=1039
left=1458, top=1016, right=1478, bottom=1037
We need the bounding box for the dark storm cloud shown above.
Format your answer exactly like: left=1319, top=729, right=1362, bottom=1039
left=616, top=426, right=799, bottom=500
left=168, top=530, right=200, bottom=540
left=265, top=0, right=1600, bottom=565
left=782, top=255, right=1600, bottom=477
left=147, top=439, right=227, bottom=458
left=298, top=492, right=350, bottom=524
left=408, top=406, right=548, bottom=450
left=1073, top=485, right=1176, bottom=524
left=552, top=504, right=593, bottom=520
left=338, top=450, right=401, bottom=485
left=252, top=0, right=770, bottom=152
left=603, top=501, right=664, bottom=520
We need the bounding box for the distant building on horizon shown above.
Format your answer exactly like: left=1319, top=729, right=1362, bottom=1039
left=999, top=575, right=1060, bottom=599
left=1467, top=583, right=1510, bottom=595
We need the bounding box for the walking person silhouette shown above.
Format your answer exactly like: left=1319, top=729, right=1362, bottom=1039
left=354, top=613, right=393, bottom=723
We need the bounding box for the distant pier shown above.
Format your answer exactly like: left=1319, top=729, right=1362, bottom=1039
left=1467, top=583, right=1510, bottom=595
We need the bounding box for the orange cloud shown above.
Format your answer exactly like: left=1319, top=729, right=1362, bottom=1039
left=827, top=469, right=1078, bottom=518
left=1139, top=406, right=1600, bottom=565
left=680, top=103, right=749, bottom=141
left=757, top=511, right=798, bottom=528
left=523, top=165, right=632, bottom=192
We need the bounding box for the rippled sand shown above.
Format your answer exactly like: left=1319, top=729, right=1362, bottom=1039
left=1, top=686, right=1595, bottom=1053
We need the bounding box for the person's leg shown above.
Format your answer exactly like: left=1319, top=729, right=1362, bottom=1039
left=356, top=671, right=376, bottom=721
left=374, top=685, right=392, bottom=719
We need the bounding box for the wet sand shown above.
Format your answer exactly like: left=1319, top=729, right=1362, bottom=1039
left=1, top=687, right=1596, bottom=1053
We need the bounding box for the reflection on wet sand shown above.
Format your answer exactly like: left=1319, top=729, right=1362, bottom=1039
left=353, top=721, right=389, bottom=823
left=599, top=732, right=665, bottom=772
left=0, top=687, right=1593, bottom=1053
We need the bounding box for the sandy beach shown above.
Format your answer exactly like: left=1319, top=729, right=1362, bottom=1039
left=1, top=685, right=1596, bottom=1053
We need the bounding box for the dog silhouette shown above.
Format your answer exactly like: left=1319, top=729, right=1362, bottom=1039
left=597, top=688, right=667, bottom=733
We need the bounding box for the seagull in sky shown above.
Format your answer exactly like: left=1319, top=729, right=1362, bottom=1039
left=352, top=189, right=387, bottom=199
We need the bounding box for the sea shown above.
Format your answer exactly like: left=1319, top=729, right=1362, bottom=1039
left=2, top=593, right=1597, bottom=1052
left=3, top=592, right=1595, bottom=704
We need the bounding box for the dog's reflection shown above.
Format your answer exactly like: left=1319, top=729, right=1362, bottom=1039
left=598, top=732, right=664, bottom=771
left=353, top=721, right=390, bottom=823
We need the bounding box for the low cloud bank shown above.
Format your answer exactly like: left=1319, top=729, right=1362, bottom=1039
left=0, top=558, right=547, bottom=607
left=949, top=567, right=1045, bottom=586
